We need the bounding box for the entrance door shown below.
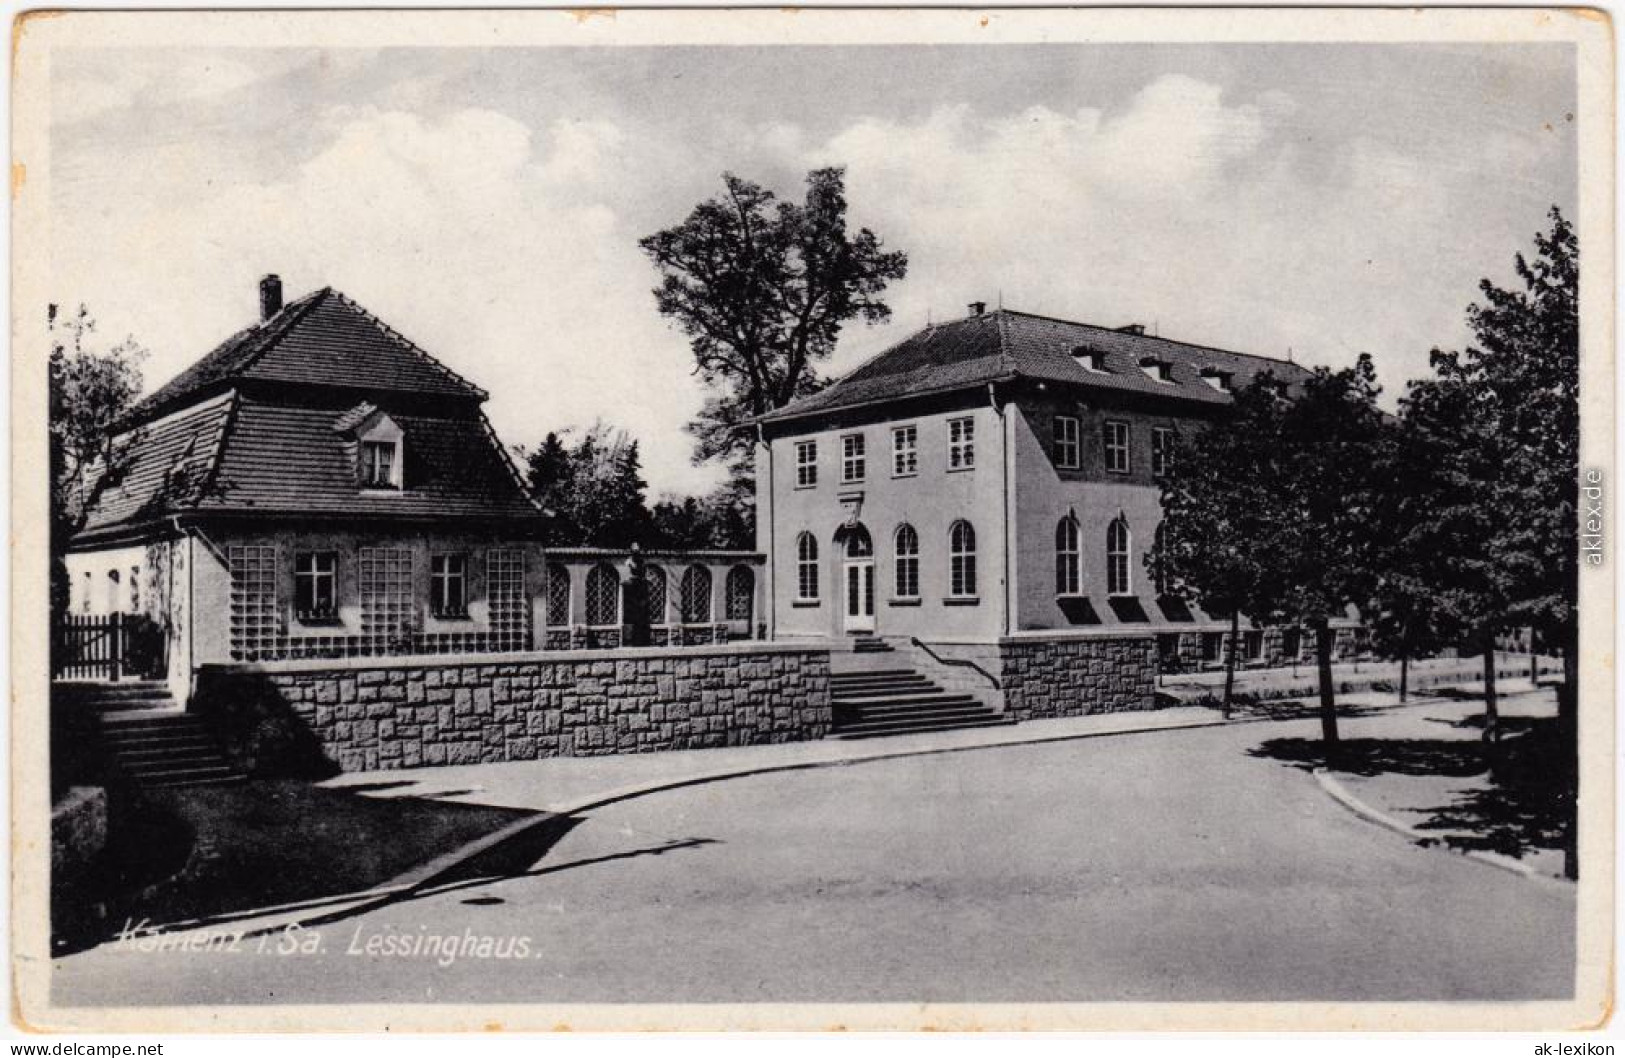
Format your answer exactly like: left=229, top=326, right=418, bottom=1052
left=844, top=560, right=875, bottom=633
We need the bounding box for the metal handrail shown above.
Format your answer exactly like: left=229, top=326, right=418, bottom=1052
left=908, top=637, right=1001, bottom=690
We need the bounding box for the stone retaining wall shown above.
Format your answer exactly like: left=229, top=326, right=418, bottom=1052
left=999, top=635, right=1157, bottom=721
left=51, top=786, right=107, bottom=878
left=194, top=644, right=831, bottom=775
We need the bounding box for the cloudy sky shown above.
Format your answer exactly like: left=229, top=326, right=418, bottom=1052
left=48, top=42, right=1576, bottom=496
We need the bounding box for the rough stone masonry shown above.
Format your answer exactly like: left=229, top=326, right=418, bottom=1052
left=194, top=644, right=833, bottom=774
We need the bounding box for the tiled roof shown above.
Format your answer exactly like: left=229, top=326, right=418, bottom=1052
left=127, top=287, right=485, bottom=424
left=762, top=308, right=1314, bottom=422
left=78, top=392, right=237, bottom=535
left=73, top=395, right=540, bottom=541
left=199, top=399, right=538, bottom=520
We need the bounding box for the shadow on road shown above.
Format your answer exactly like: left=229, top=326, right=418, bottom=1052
left=1249, top=716, right=1573, bottom=864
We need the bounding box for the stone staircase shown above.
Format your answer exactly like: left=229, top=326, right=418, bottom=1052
left=57, top=681, right=244, bottom=788
left=830, top=638, right=1014, bottom=740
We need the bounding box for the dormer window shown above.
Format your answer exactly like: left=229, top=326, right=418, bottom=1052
left=1201, top=368, right=1234, bottom=392
left=1074, top=346, right=1109, bottom=373
left=361, top=440, right=397, bottom=488
left=335, top=402, right=405, bottom=490
left=1139, top=357, right=1175, bottom=384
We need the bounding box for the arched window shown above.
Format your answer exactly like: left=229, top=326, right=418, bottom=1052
left=845, top=523, right=873, bottom=558
left=796, top=532, right=819, bottom=601
left=1107, top=518, right=1132, bottom=596
left=129, top=566, right=141, bottom=612
left=107, top=569, right=121, bottom=613
left=726, top=565, right=754, bottom=622
left=643, top=563, right=668, bottom=625
left=1055, top=516, right=1081, bottom=595
left=586, top=562, right=620, bottom=627
left=679, top=564, right=713, bottom=623
left=949, top=521, right=977, bottom=598
left=893, top=523, right=920, bottom=599
left=546, top=562, right=571, bottom=627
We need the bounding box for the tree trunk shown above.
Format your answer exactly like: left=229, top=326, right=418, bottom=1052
left=1480, top=629, right=1500, bottom=742
left=1399, top=650, right=1410, bottom=704
left=1315, top=618, right=1339, bottom=754
left=1561, top=616, right=1579, bottom=881
left=1222, top=610, right=1239, bottom=719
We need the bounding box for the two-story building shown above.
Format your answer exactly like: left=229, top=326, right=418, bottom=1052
left=755, top=303, right=1360, bottom=696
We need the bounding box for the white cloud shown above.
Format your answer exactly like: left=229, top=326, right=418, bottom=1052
left=50, top=104, right=724, bottom=495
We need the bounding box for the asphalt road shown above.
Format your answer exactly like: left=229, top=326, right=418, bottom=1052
left=53, top=713, right=1575, bottom=1006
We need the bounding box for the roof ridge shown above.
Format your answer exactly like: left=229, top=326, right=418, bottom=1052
left=328, top=290, right=488, bottom=401
left=220, top=287, right=332, bottom=380
left=1001, top=307, right=1303, bottom=370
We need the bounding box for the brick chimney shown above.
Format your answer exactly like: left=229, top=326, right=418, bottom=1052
left=259, top=274, right=283, bottom=321
left=968, top=301, right=986, bottom=316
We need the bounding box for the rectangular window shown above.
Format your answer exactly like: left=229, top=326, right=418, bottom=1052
left=1152, top=427, right=1173, bottom=477
left=1053, top=415, right=1080, bottom=469
left=892, top=425, right=918, bottom=477
left=430, top=554, right=468, bottom=618
left=1281, top=627, right=1302, bottom=659
left=1243, top=629, right=1265, bottom=662
left=361, top=441, right=397, bottom=488
left=948, top=417, right=975, bottom=470
left=1103, top=420, right=1130, bottom=474
left=842, top=434, right=866, bottom=483
left=1201, top=631, right=1224, bottom=664
left=294, top=551, right=338, bottom=622
left=795, top=440, right=818, bottom=488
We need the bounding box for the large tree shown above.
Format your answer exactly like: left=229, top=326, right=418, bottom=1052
left=1148, top=384, right=1288, bottom=715
left=48, top=304, right=147, bottom=616
left=1402, top=208, right=1578, bottom=877
left=638, top=167, right=908, bottom=470
left=523, top=422, right=651, bottom=549
left=1154, top=358, right=1389, bottom=749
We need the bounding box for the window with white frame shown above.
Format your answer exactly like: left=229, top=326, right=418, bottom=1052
left=948, top=521, right=977, bottom=598
left=430, top=553, right=468, bottom=618
left=360, top=440, right=399, bottom=489
left=1103, top=420, right=1130, bottom=474
left=1152, top=427, right=1174, bottom=477
left=948, top=417, right=975, bottom=470
left=795, top=440, right=818, bottom=488
left=679, top=564, right=713, bottom=623
left=841, top=434, right=866, bottom=483
left=586, top=562, right=620, bottom=627
left=1055, top=516, right=1081, bottom=595
left=1107, top=519, right=1132, bottom=596
left=893, top=523, right=919, bottom=599
left=1053, top=415, right=1080, bottom=469
left=295, top=551, right=339, bottom=621
left=892, top=425, right=918, bottom=477
left=796, top=532, right=819, bottom=601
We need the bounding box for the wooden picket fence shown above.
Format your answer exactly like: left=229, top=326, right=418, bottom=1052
left=53, top=613, right=167, bottom=681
